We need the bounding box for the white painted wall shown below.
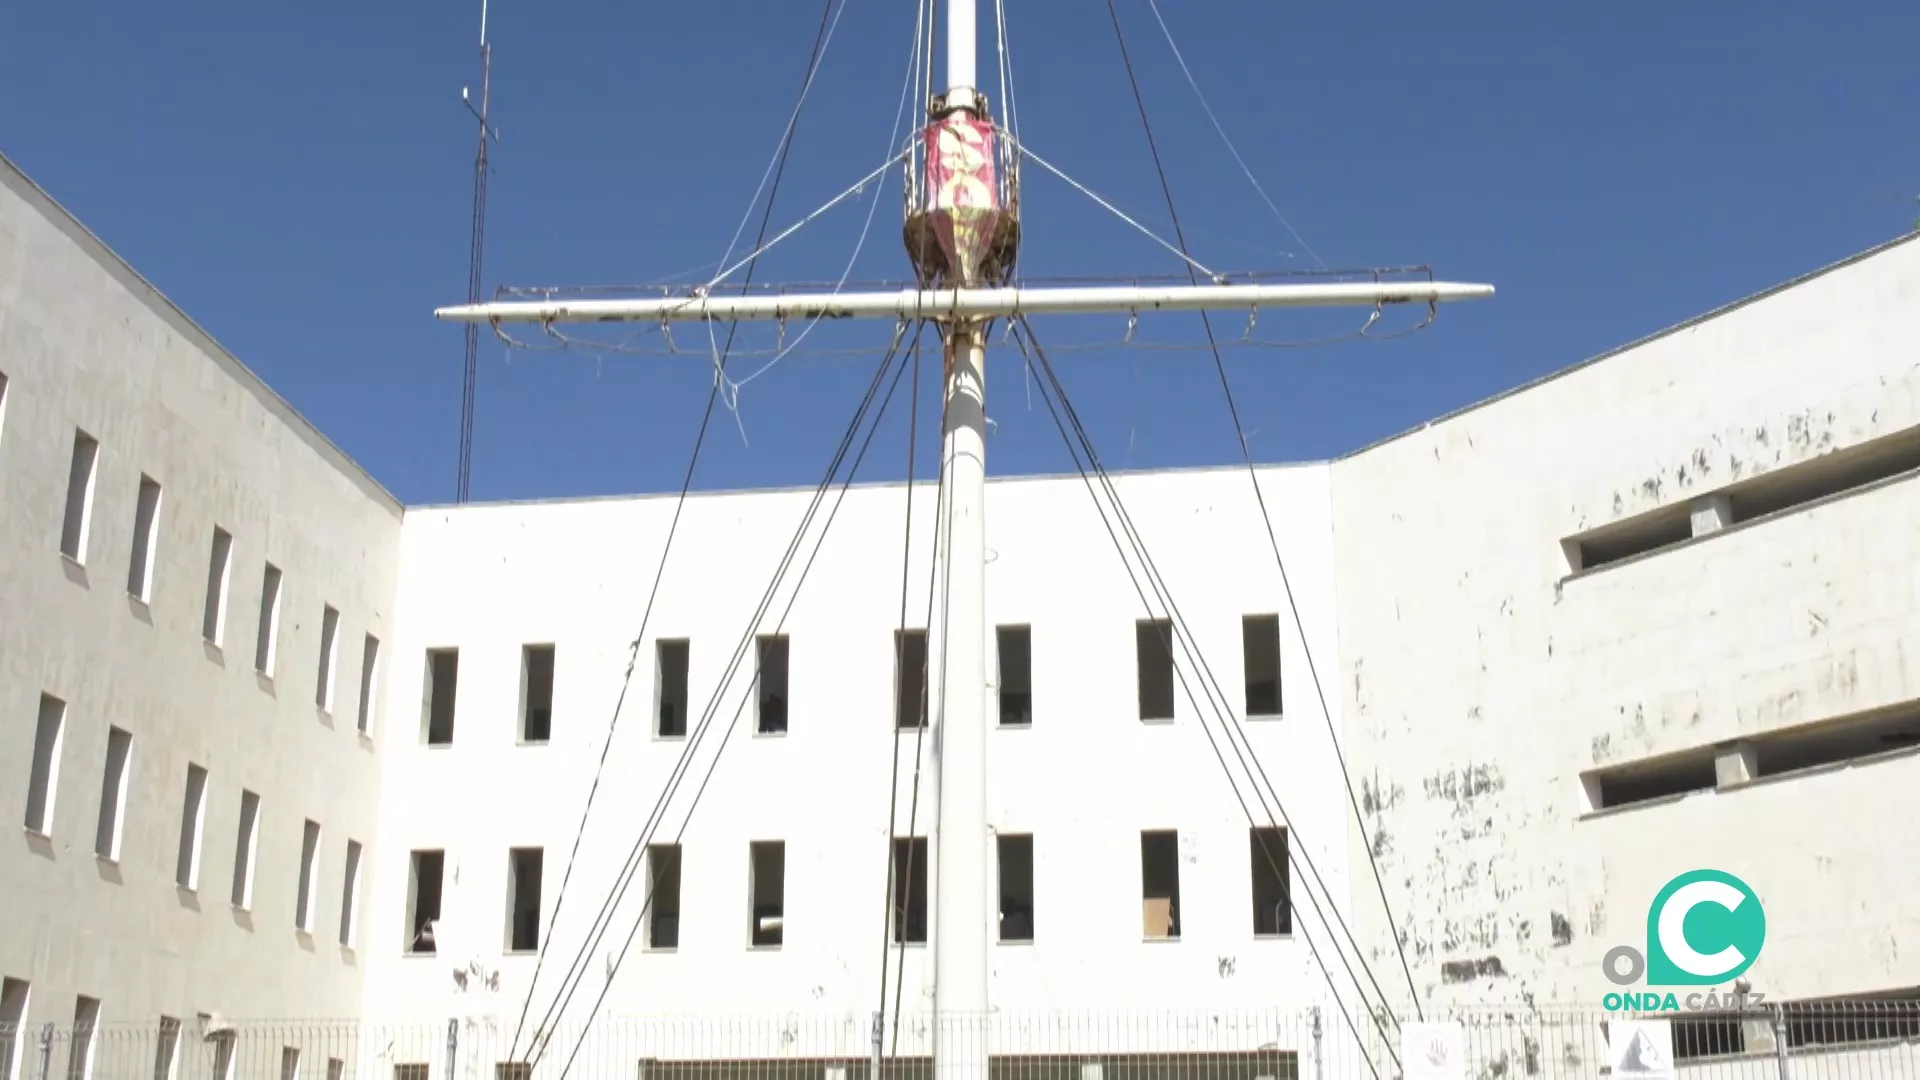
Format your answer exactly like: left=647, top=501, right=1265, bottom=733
left=364, top=465, right=1356, bottom=1025
left=0, top=154, right=402, bottom=1027
left=1330, top=233, right=1920, bottom=1009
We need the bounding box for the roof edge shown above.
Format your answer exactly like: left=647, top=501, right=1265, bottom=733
left=405, top=458, right=1331, bottom=514
left=1337, top=230, right=1920, bottom=462
left=0, top=149, right=406, bottom=517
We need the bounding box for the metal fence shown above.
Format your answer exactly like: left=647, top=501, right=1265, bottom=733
left=2, top=1001, right=1915, bottom=1080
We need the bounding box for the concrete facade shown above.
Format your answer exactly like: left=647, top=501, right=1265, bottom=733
left=1331, top=234, right=1920, bottom=1013
left=0, top=155, right=402, bottom=1029
left=3, top=143, right=1918, bottom=1064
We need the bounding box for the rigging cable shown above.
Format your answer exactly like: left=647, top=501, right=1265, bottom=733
left=877, top=326, right=947, bottom=1048
left=1140, top=0, right=1324, bottom=269
left=543, top=321, right=923, bottom=1080
left=1101, top=0, right=1423, bottom=1022
left=507, top=0, right=846, bottom=1060
left=1010, top=317, right=1394, bottom=1080
left=893, top=325, right=958, bottom=1056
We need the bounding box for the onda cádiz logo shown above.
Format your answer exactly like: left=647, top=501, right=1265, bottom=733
left=1601, top=869, right=1768, bottom=1012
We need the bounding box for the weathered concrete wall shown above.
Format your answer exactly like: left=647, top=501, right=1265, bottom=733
left=0, top=153, right=402, bottom=1026
left=364, top=465, right=1356, bottom=1023
left=1329, top=233, right=1920, bottom=1009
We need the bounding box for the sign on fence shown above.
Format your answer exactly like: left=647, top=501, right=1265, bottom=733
left=1607, top=1018, right=1676, bottom=1080
left=1399, top=1021, right=1467, bottom=1080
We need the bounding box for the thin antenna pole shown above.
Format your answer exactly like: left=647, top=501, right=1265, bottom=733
left=456, top=19, right=494, bottom=504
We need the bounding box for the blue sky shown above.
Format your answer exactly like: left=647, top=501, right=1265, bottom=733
left=3, top=1, right=1916, bottom=507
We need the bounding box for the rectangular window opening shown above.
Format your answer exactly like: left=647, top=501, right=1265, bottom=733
left=1581, top=751, right=1719, bottom=813
left=176, top=764, right=208, bottom=890
left=280, top=1047, right=299, bottom=1080
left=0, top=977, right=30, bottom=1080
left=507, top=847, right=544, bottom=953
left=255, top=564, right=282, bottom=676
left=202, top=528, right=233, bottom=646
left=356, top=635, right=380, bottom=737
left=997, top=626, right=1032, bottom=727
left=423, top=649, right=458, bottom=746
left=60, top=429, right=99, bottom=563
left=295, top=820, right=321, bottom=933
left=231, top=791, right=260, bottom=909
left=325, top=1061, right=343, bottom=1080
left=890, top=836, right=928, bottom=944
left=520, top=645, right=555, bottom=743
left=94, top=727, right=133, bottom=862
left=755, top=636, right=789, bottom=735
left=152, top=1017, right=180, bottom=1080
left=1752, top=700, right=1920, bottom=779
left=749, top=840, right=784, bottom=947
left=494, top=1065, right=531, bottom=1080
left=1136, top=619, right=1176, bottom=722
left=25, top=693, right=67, bottom=835
left=1250, top=827, right=1291, bottom=937
left=67, top=996, right=99, bottom=1080
left=645, top=844, right=682, bottom=950
left=315, top=607, right=340, bottom=712
left=997, top=834, right=1034, bottom=943
left=656, top=640, right=689, bottom=739
left=339, top=839, right=363, bottom=948
left=1141, top=829, right=1181, bottom=940
left=1669, top=1015, right=1746, bottom=1061
left=406, top=850, right=445, bottom=955
left=127, top=476, right=163, bottom=602
left=394, top=1066, right=427, bottom=1080
left=895, top=629, right=927, bottom=730
left=1242, top=615, right=1281, bottom=718
left=203, top=1016, right=231, bottom=1080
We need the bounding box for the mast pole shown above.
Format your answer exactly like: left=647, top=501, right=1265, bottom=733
left=931, top=0, right=991, bottom=1076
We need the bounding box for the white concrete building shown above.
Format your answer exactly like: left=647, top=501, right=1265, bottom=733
left=3, top=144, right=1919, bottom=1080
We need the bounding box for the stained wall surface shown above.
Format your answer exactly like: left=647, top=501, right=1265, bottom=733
left=1329, top=233, right=1920, bottom=1011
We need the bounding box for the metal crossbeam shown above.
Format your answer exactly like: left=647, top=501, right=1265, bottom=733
left=434, top=280, right=1494, bottom=325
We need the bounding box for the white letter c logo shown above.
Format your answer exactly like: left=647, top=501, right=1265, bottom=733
left=1656, top=879, right=1748, bottom=978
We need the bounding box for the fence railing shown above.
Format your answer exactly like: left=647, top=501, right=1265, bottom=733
left=1, top=1001, right=1915, bottom=1080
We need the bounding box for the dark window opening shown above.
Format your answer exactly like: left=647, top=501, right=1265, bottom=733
left=406, top=850, right=444, bottom=955
left=749, top=841, right=785, bottom=947
left=1669, top=1016, right=1746, bottom=1061
left=756, top=636, right=789, bottom=735
left=1753, top=700, right=1920, bottom=779
left=507, top=847, right=543, bottom=952
left=1136, top=620, right=1175, bottom=722
left=423, top=649, right=458, bottom=746
left=1250, top=827, right=1291, bottom=936
left=891, top=837, right=928, bottom=944
left=1566, top=509, right=1694, bottom=573
left=1567, top=424, right=1920, bottom=574
left=1242, top=615, right=1281, bottom=717
left=521, top=645, right=555, bottom=743
left=1783, top=989, right=1920, bottom=1048
left=657, top=640, right=690, bottom=738
left=895, top=629, right=927, bottom=730
left=997, top=834, right=1034, bottom=943
left=1141, top=830, right=1181, bottom=939
left=1582, top=751, right=1719, bottom=812
left=646, top=844, right=682, bottom=949
left=997, top=626, right=1032, bottom=727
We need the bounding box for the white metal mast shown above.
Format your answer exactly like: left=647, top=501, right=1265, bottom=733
left=927, top=2, right=993, bottom=1078
left=434, top=3, right=1493, bottom=1076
